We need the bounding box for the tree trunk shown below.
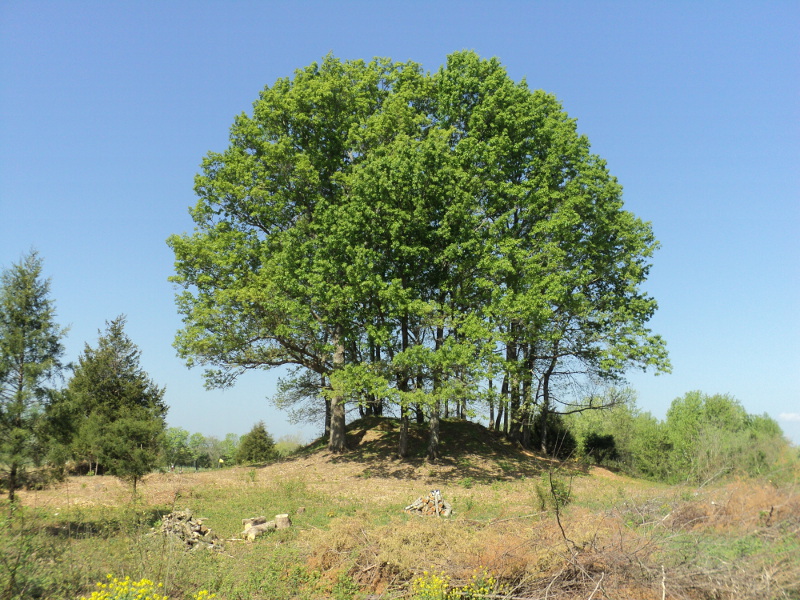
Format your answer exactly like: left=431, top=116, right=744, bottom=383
left=397, top=315, right=410, bottom=458
left=495, top=375, right=506, bottom=432
left=415, top=403, right=425, bottom=424
left=323, top=375, right=332, bottom=439
left=506, top=334, right=521, bottom=443
left=398, top=409, right=409, bottom=458
left=520, top=344, right=532, bottom=449
left=427, top=323, right=444, bottom=460
left=328, top=327, right=347, bottom=453
left=8, top=462, right=17, bottom=502
left=540, top=351, right=558, bottom=456
left=427, top=400, right=441, bottom=460
left=488, top=378, right=495, bottom=430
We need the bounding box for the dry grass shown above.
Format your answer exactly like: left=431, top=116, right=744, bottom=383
left=8, top=417, right=800, bottom=599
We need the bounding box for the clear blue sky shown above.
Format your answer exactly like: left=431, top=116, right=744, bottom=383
left=2, top=1, right=798, bottom=444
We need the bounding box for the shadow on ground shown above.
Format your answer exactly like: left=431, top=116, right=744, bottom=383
left=298, top=416, right=587, bottom=484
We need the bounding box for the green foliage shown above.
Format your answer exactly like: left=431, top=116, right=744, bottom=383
left=235, top=421, right=277, bottom=464
left=0, top=251, right=67, bottom=501
left=565, top=390, right=791, bottom=484
left=274, top=433, right=305, bottom=457
left=168, top=51, right=670, bottom=459
left=662, top=391, right=788, bottom=483
left=533, top=471, right=574, bottom=512
left=60, top=316, right=167, bottom=490
left=529, top=410, right=577, bottom=459
left=163, top=427, right=191, bottom=467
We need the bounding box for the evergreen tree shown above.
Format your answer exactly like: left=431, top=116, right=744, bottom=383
left=64, top=316, right=166, bottom=490
left=0, top=251, right=67, bottom=501
left=235, top=421, right=276, bottom=464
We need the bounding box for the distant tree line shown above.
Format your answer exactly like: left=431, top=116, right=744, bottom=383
left=562, top=389, right=792, bottom=484
left=163, top=422, right=299, bottom=469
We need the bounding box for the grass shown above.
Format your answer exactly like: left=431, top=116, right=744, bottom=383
left=2, top=418, right=799, bottom=599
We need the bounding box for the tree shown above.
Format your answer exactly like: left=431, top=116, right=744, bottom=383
left=235, top=421, right=276, bottom=464
left=63, top=316, right=166, bottom=490
left=187, top=431, right=211, bottom=469
left=168, top=52, right=670, bottom=459
left=0, top=251, right=67, bottom=501
left=164, top=427, right=191, bottom=467
left=169, top=55, right=434, bottom=453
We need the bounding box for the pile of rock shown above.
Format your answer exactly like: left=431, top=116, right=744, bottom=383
left=241, top=513, right=292, bottom=541
left=404, top=490, right=453, bottom=517
left=158, top=510, right=222, bottom=550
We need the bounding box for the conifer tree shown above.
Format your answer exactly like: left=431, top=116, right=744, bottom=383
left=235, top=421, right=276, bottom=464
left=0, top=251, right=67, bottom=501
left=65, top=316, right=166, bottom=490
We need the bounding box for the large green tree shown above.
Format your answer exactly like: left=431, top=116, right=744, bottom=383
left=64, top=316, right=166, bottom=490
left=169, top=52, right=669, bottom=458
left=169, top=55, right=434, bottom=452
left=0, top=251, right=67, bottom=501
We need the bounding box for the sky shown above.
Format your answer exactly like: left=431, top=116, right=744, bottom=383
left=1, top=1, right=798, bottom=445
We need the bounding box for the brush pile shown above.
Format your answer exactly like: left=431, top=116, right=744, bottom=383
left=404, top=490, right=453, bottom=517
left=158, top=509, right=222, bottom=550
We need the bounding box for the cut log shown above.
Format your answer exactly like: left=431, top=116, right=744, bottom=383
left=242, top=516, right=267, bottom=529
left=275, top=514, right=291, bottom=529
left=243, top=521, right=276, bottom=541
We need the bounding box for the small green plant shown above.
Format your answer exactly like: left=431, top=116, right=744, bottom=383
left=458, top=476, right=474, bottom=489
left=533, top=471, right=573, bottom=511
left=332, top=571, right=361, bottom=600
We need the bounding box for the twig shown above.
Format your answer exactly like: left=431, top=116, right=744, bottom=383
left=544, top=566, right=565, bottom=599
left=587, top=572, right=605, bottom=600
left=549, top=470, right=575, bottom=550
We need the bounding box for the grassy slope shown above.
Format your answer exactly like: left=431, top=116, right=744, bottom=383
left=6, top=417, right=800, bottom=600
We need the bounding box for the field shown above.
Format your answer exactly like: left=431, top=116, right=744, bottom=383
left=3, top=418, right=799, bottom=599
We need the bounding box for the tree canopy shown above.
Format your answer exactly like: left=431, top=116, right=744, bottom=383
left=168, top=51, right=670, bottom=456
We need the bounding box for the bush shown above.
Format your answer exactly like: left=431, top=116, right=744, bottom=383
left=529, top=411, right=577, bottom=459
left=584, top=432, right=618, bottom=464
